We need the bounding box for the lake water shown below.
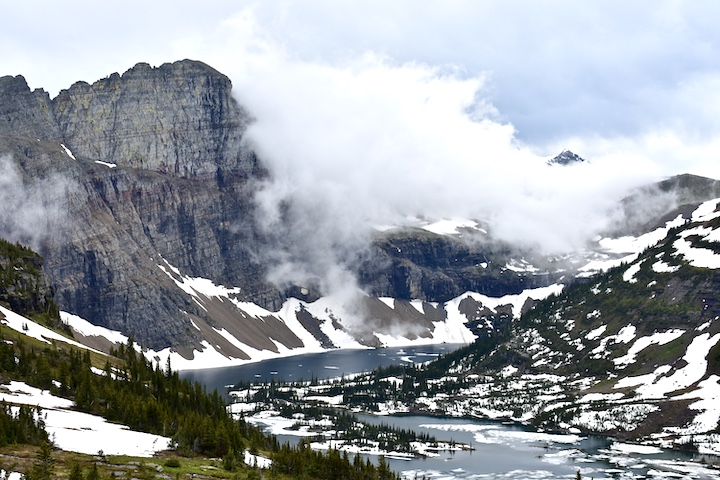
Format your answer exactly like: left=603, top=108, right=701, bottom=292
left=181, top=345, right=720, bottom=480
left=180, top=343, right=465, bottom=392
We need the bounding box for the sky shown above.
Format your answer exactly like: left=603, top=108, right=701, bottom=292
left=3, top=1, right=720, bottom=290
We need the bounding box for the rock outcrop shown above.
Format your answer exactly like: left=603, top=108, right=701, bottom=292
left=3, top=61, right=713, bottom=357
left=360, top=228, right=559, bottom=301
left=546, top=149, right=585, bottom=166
left=0, top=239, right=58, bottom=322
left=0, top=61, right=280, bottom=349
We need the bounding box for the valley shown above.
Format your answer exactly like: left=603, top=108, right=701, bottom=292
left=2, top=58, right=720, bottom=480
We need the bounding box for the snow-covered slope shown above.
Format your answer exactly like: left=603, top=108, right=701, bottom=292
left=412, top=197, right=720, bottom=453
left=0, top=381, right=171, bottom=456
left=62, top=259, right=563, bottom=370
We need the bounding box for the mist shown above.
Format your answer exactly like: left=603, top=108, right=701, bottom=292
left=3, top=2, right=714, bottom=300
left=0, top=155, right=70, bottom=252
left=215, top=21, right=663, bottom=296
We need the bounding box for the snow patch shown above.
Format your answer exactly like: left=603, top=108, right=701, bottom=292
left=585, top=325, right=607, bottom=341
left=652, top=260, right=680, bottom=273
left=673, top=226, right=720, bottom=269
left=0, top=306, right=104, bottom=355
left=421, top=218, right=479, bottom=235
left=0, top=381, right=170, bottom=456
left=673, top=375, right=720, bottom=434
left=622, top=261, right=643, bottom=283
left=609, top=442, right=663, bottom=455
left=620, top=333, right=720, bottom=399
left=61, top=311, right=130, bottom=345
left=94, top=160, right=117, bottom=168
left=60, top=143, right=76, bottom=159
left=613, top=329, right=685, bottom=368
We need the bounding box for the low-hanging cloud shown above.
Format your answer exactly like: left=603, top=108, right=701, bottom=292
left=197, top=12, right=662, bottom=297
left=156, top=9, right=717, bottom=300
left=0, top=155, right=71, bottom=252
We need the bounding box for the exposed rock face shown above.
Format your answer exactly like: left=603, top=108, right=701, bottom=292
left=0, top=61, right=281, bottom=349
left=360, top=229, right=560, bottom=302
left=547, top=149, right=585, bottom=166
left=0, top=76, right=60, bottom=140
left=0, top=239, right=57, bottom=321
left=52, top=61, right=251, bottom=178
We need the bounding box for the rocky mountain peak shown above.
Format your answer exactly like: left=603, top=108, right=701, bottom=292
left=52, top=59, right=253, bottom=178
left=0, top=74, right=60, bottom=140
left=547, top=149, right=585, bottom=166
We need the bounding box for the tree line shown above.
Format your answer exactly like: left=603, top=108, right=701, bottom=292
left=0, top=327, right=406, bottom=479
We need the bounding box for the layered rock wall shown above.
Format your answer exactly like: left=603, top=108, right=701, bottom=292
left=0, top=60, right=561, bottom=352
left=0, top=61, right=280, bottom=349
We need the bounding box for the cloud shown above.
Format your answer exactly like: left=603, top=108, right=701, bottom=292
left=5, top=1, right=720, bottom=162
left=237, top=1, right=720, bottom=149
left=4, top=1, right=720, bottom=296
left=176, top=10, right=661, bottom=297
left=0, top=155, right=71, bottom=251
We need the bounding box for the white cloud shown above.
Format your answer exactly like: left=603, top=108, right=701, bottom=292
left=3, top=1, right=720, bottom=291
left=0, top=156, right=72, bottom=251
left=178, top=11, right=659, bottom=291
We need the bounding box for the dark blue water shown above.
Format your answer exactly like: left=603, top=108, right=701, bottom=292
left=181, top=345, right=720, bottom=479
left=180, top=343, right=464, bottom=393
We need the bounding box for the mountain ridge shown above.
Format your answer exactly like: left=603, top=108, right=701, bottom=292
left=0, top=60, right=568, bottom=354
left=2, top=59, right=720, bottom=367
left=345, top=197, right=720, bottom=453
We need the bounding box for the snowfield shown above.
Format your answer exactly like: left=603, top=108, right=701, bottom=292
left=0, top=381, right=171, bottom=456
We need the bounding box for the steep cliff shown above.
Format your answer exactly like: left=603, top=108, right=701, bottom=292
left=360, top=228, right=560, bottom=301
left=52, top=61, right=250, bottom=178
left=0, top=61, right=281, bottom=350
left=2, top=61, right=714, bottom=361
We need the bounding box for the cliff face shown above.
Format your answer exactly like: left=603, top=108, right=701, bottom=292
left=0, top=61, right=282, bottom=349
left=0, top=60, right=651, bottom=356
left=360, top=229, right=559, bottom=301
left=0, top=239, right=58, bottom=322
left=52, top=61, right=251, bottom=178
left=0, top=75, right=60, bottom=140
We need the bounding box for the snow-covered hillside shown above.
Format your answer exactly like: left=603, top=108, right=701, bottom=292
left=395, top=197, right=720, bottom=454
left=0, top=381, right=171, bottom=456
left=55, top=196, right=720, bottom=373
left=64, top=261, right=563, bottom=370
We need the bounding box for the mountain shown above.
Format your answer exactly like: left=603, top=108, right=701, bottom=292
left=0, top=61, right=281, bottom=352
left=0, top=245, right=395, bottom=479
left=547, top=149, right=585, bottom=165
left=2, top=60, right=720, bottom=370
left=369, top=197, right=720, bottom=453
left=0, top=60, right=563, bottom=360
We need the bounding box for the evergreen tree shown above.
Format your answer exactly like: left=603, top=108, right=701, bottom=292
left=86, top=463, right=100, bottom=480
left=30, top=441, right=55, bottom=480
left=68, top=462, right=84, bottom=480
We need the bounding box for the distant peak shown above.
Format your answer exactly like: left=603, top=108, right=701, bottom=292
left=547, top=150, right=586, bottom=166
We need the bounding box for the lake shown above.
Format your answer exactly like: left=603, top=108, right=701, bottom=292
left=180, top=343, right=465, bottom=392
left=181, top=345, right=720, bottom=479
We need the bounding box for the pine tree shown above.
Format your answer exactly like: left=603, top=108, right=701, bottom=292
left=30, top=441, right=55, bottom=480
left=86, top=463, right=100, bottom=480
left=68, top=462, right=83, bottom=480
